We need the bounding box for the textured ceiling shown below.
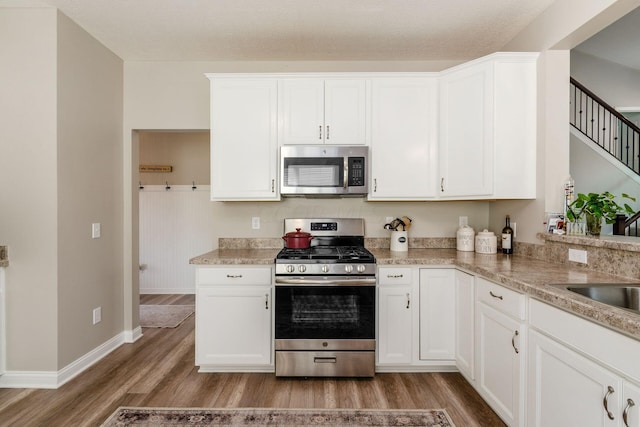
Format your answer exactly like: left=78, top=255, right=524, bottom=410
left=24, top=0, right=557, bottom=61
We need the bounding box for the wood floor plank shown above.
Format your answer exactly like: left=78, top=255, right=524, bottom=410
left=0, top=295, right=506, bottom=427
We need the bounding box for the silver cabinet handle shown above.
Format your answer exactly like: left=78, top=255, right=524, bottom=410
left=441, top=177, right=444, bottom=192
left=265, top=293, right=269, bottom=310
left=226, top=274, right=243, bottom=278
left=319, top=125, right=322, bottom=140
left=406, top=293, right=411, bottom=309
left=603, top=385, right=615, bottom=420
left=271, top=179, right=275, bottom=193
left=314, top=357, right=336, bottom=364
left=489, top=291, right=503, bottom=300
left=511, top=330, right=519, bottom=354
left=624, top=398, right=635, bottom=427
left=326, top=125, right=330, bottom=140
left=387, top=274, right=403, bottom=278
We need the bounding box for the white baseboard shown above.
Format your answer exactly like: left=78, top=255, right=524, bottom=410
left=140, top=289, right=195, bottom=295
left=124, top=326, right=143, bottom=343
left=0, top=331, right=126, bottom=389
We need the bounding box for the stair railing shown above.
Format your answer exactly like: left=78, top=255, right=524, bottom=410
left=570, top=77, right=640, bottom=176
left=571, top=78, right=640, bottom=236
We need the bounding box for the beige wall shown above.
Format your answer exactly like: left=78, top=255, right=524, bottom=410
left=0, top=7, right=123, bottom=373
left=0, top=7, right=59, bottom=371
left=56, top=12, right=124, bottom=368
left=139, top=131, right=210, bottom=185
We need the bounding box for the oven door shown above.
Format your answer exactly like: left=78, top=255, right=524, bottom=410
left=275, top=284, right=375, bottom=344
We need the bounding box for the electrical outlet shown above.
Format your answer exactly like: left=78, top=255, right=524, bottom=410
left=568, top=248, right=588, bottom=264
left=252, top=217, right=260, bottom=229
left=93, top=307, right=102, bottom=325
left=459, top=216, right=468, bottom=227
left=512, top=222, right=517, bottom=239
left=92, top=223, right=101, bottom=239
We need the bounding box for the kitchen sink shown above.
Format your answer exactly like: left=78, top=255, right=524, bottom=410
left=551, top=283, right=640, bottom=313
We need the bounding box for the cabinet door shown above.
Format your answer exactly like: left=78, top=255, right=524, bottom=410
left=477, top=302, right=525, bottom=427
left=196, top=286, right=272, bottom=366
left=279, top=79, right=325, bottom=145
left=210, top=79, right=278, bottom=200
left=419, top=269, right=455, bottom=360
left=369, top=78, right=438, bottom=200
left=324, top=79, right=368, bottom=145
left=377, top=286, right=413, bottom=364
left=455, top=270, right=475, bottom=381
left=439, top=62, right=493, bottom=197
left=527, top=330, right=620, bottom=427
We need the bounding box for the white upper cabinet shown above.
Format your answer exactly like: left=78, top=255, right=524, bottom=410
left=369, top=77, right=438, bottom=200
left=439, top=53, right=537, bottom=199
left=279, top=78, right=368, bottom=145
left=208, top=77, right=279, bottom=201
left=439, top=61, right=494, bottom=198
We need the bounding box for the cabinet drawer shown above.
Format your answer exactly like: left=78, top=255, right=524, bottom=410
left=378, top=267, right=412, bottom=285
left=197, top=267, right=272, bottom=286
left=477, top=277, right=526, bottom=320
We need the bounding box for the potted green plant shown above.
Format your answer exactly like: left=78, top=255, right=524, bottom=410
left=566, top=191, right=636, bottom=235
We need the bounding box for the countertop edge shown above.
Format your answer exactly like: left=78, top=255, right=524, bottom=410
left=191, top=247, right=640, bottom=341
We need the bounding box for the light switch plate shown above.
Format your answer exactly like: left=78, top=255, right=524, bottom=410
left=93, top=307, right=102, bottom=324
left=252, top=217, right=260, bottom=229
left=92, top=223, right=101, bottom=239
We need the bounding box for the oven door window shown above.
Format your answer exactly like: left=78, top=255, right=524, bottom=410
left=283, top=157, right=344, bottom=187
left=275, top=286, right=374, bottom=340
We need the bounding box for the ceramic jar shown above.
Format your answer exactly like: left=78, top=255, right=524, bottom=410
left=456, top=225, right=475, bottom=252
left=475, top=229, right=497, bottom=254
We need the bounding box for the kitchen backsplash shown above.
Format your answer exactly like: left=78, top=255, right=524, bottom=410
left=516, top=234, right=640, bottom=280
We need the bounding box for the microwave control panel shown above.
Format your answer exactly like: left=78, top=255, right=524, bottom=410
left=348, top=157, right=365, bottom=187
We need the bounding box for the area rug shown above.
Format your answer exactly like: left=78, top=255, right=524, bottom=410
left=139, top=305, right=194, bottom=328
left=101, top=407, right=456, bottom=426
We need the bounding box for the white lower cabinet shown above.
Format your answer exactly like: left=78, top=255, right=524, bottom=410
left=377, top=266, right=456, bottom=369
left=528, top=298, right=640, bottom=427
left=195, top=266, right=273, bottom=371
left=476, top=278, right=526, bottom=427
left=528, top=330, right=620, bottom=427
left=377, top=267, right=413, bottom=365
left=419, top=269, right=455, bottom=360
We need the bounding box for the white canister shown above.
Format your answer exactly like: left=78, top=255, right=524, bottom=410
left=390, top=230, right=408, bottom=252
left=456, top=225, right=475, bottom=252
left=475, top=229, right=497, bottom=254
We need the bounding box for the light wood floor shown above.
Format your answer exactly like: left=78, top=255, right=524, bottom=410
left=0, top=294, right=506, bottom=427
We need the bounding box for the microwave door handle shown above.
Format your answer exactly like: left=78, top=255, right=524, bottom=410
left=344, top=158, right=348, bottom=188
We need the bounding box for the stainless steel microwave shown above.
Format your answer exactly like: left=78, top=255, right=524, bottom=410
left=280, top=145, right=368, bottom=196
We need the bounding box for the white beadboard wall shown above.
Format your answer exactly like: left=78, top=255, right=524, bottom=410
left=139, top=185, right=214, bottom=294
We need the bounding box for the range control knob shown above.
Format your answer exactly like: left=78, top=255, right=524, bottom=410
left=286, top=265, right=295, bottom=273
left=357, top=264, right=366, bottom=273
left=321, top=265, right=330, bottom=273
left=344, top=265, right=354, bottom=273
left=298, top=265, right=306, bottom=273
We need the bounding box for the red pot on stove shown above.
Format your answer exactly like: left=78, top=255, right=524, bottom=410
left=282, top=228, right=314, bottom=249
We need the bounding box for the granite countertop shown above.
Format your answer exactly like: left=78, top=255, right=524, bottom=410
left=190, top=246, right=640, bottom=340
left=0, top=246, right=7, bottom=268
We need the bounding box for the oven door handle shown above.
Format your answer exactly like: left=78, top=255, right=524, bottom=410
left=275, top=278, right=376, bottom=286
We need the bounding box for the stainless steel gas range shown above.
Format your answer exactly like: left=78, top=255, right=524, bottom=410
left=274, top=218, right=376, bottom=378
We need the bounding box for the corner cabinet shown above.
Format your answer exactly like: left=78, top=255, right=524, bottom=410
left=279, top=78, right=368, bottom=145
left=439, top=53, right=538, bottom=199
left=207, top=77, right=279, bottom=201
left=195, top=266, right=273, bottom=372
left=368, top=77, right=438, bottom=200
